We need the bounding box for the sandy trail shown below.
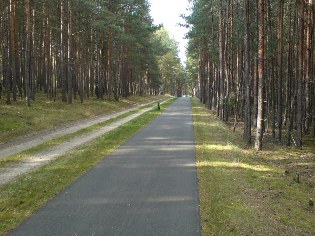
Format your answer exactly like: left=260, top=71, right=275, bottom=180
left=0, top=102, right=155, bottom=159
left=0, top=100, right=167, bottom=185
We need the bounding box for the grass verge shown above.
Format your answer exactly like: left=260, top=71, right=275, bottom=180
left=192, top=97, right=314, bottom=236
left=0, top=95, right=166, bottom=144
left=0, top=98, right=176, bottom=236
left=0, top=100, right=164, bottom=169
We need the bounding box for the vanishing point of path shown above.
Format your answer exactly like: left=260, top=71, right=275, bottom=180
left=9, top=97, right=201, bottom=236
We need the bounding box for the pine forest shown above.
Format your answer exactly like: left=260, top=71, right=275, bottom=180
left=0, top=0, right=185, bottom=105
left=185, top=0, right=314, bottom=150
left=0, top=0, right=314, bottom=151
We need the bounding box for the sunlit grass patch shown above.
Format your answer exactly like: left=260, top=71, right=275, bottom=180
left=200, top=143, right=240, bottom=151
left=197, top=160, right=273, bottom=172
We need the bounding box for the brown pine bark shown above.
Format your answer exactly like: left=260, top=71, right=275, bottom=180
left=304, top=0, right=313, bottom=133
left=45, top=9, right=52, bottom=99
left=30, top=8, right=35, bottom=100
left=219, top=2, right=225, bottom=121
left=60, top=0, right=67, bottom=102
left=286, top=3, right=294, bottom=146
left=93, top=29, right=99, bottom=99
left=25, top=0, right=31, bottom=107
left=106, top=32, right=112, bottom=100
left=67, top=0, right=73, bottom=104
left=2, top=3, right=11, bottom=104
left=277, top=0, right=284, bottom=140
left=9, top=0, right=17, bottom=102
left=311, top=1, right=315, bottom=137
left=255, top=0, right=265, bottom=150
left=266, top=0, right=275, bottom=139
left=296, top=0, right=305, bottom=149
left=244, top=0, right=251, bottom=144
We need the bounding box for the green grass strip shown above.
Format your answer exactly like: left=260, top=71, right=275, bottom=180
left=0, top=99, right=168, bottom=169
left=192, top=97, right=314, bottom=236
left=0, top=95, right=167, bottom=144
left=0, top=98, right=176, bottom=236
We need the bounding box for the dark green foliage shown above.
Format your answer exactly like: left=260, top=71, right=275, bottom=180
left=0, top=0, right=178, bottom=104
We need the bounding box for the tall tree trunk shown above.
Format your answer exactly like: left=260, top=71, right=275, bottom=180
left=277, top=0, right=284, bottom=140
left=255, top=0, right=265, bottom=150
left=244, top=0, right=251, bottom=144
left=94, top=29, right=99, bottom=99
left=107, top=32, right=112, bottom=100
left=219, top=2, right=225, bottom=120
left=78, top=36, right=84, bottom=103
left=45, top=9, right=52, bottom=100
left=67, top=0, right=73, bottom=104
left=253, top=0, right=259, bottom=126
left=286, top=3, right=294, bottom=146
left=304, top=0, right=313, bottom=133
left=2, top=3, right=11, bottom=104
left=9, top=0, right=17, bottom=102
left=25, top=0, right=31, bottom=107
left=311, top=1, right=315, bottom=137
left=30, top=8, right=36, bottom=100
left=60, top=0, right=67, bottom=102
left=266, top=0, right=275, bottom=139
left=296, top=0, right=305, bottom=149
left=199, top=50, right=206, bottom=104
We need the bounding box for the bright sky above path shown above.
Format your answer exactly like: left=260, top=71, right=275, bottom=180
left=148, top=0, right=190, bottom=65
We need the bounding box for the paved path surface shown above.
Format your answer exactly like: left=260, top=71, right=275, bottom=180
left=9, top=97, right=201, bottom=236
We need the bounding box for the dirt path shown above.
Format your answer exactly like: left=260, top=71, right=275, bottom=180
left=0, top=100, right=160, bottom=159
left=0, top=99, right=169, bottom=185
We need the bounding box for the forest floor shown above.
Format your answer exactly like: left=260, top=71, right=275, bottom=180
left=192, top=97, right=315, bottom=235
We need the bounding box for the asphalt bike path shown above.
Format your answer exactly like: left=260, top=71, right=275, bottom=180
left=9, top=97, right=201, bottom=236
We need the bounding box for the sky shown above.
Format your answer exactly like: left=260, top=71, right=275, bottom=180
left=148, top=0, right=190, bottom=64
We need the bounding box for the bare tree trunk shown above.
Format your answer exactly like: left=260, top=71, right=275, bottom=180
left=67, top=0, right=73, bottom=104
left=244, top=0, right=251, bottom=144
left=9, top=0, right=17, bottom=102
left=286, top=3, right=294, bottom=146
left=93, top=29, right=99, bottom=99
left=25, top=0, right=31, bottom=107
left=60, top=0, right=67, bottom=102
left=296, top=0, right=305, bottom=149
left=255, top=0, right=265, bottom=150
left=219, top=2, right=225, bottom=120
left=266, top=0, right=275, bottom=139
left=2, top=3, right=11, bottom=104
left=107, top=32, right=112, bottom=100
left=311, top=1, right=315, bottom=137
left=304, top=0, right=313, bottom=133
left=45, top=9, right=52, bottom=100
left=277, top=0, right=284, bottom=140
left=30, top=8, right=36, bottom=100
left=199, top=50, right=206, bottom=104
left=253, top=0, right=259, bottom=126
